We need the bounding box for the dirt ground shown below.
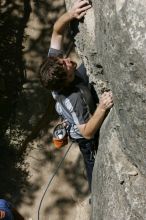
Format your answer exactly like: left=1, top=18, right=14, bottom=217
left=18, top=133, right=91, bottom=220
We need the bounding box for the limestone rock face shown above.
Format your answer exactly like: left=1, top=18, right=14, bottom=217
left=65, top=0, right=146, bottom=219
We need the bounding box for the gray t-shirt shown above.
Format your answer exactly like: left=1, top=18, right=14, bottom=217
left=48, top=48, right=96, bottom=139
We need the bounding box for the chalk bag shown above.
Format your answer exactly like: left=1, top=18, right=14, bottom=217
left=53, top=123, right=68, bottom=149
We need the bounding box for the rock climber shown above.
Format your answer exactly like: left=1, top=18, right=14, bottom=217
left=39, top=0, right=114, bottom=191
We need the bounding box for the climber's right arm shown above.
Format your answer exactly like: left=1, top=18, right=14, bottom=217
left=77, top=91, right=114, bottom=139
left=50, top=0, right=91, bottom=50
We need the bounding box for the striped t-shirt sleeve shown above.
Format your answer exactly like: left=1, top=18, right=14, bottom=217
left=64, top=93, right=90, bottom=125
left=48, top=48, right=64, bottom=57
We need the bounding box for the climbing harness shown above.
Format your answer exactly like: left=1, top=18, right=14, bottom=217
left=37, top=141, right=73, bottom=220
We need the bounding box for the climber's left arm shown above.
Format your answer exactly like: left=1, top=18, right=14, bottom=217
left=50, top=0, right=91, bottom=50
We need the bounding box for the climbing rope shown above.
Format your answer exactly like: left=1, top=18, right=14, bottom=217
left=37, top=142, right=73, bottom=220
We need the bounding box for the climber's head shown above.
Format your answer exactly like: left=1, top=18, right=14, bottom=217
left=39, top=56, right=77, bottom=91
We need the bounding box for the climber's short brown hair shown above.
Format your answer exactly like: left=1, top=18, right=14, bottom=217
left=39, top=56, right=67, bottom=91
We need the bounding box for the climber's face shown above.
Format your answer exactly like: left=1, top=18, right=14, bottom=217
left=59, top=58, right=77, bottom=83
